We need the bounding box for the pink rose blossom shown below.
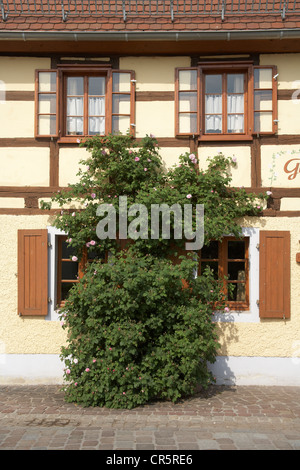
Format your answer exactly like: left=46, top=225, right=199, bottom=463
left=72, top=256, right=78, bottom=262
left=186, top=194, right=192, bottom=199
left=144, top=168, right=148, bottom=171
left=135, top=156, right=140, bottom=162
left=93, top=359, right=96, bottom=363
left=90, top=240, right=96, bottom=246
left=266, top=191, right=272, bottom=196
left=91, top=193, right=96, bottom=199
left=66, top=369, right=71, bottom=375
left=85, top=368, right=90, bottom=372
left=224, top=307, right=230, bottom=313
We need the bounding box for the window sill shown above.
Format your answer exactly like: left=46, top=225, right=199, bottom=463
left=198, top=134, right=253, bottom=142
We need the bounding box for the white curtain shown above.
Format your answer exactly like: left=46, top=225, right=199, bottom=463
left=227, top=74, right=244, bottom=133
left=89, top=97, right=105, bottom=134
left=66, top=96, right=105, bottom=135
left=67, top=97, right=84, bottom=134
left=205, top=94, right=222, bottom=133
left=227, top=94, right=244, bottom=133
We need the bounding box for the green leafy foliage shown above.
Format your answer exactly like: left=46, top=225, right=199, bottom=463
left=41, top=133, right=270, bottom=408
left=60, top=251, right=224, bottom=408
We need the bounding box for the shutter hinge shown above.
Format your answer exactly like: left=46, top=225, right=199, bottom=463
left=130, top=79, right=136, bottom=83
left=256, top=300, right=259, bottom=307
left=48, top=297, right=52, bottom=303
left=47, top=242, right=52, bottom=247
left=256, top=243, right=260, bottom=250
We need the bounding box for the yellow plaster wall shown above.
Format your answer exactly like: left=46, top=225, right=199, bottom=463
left=0, top=215, right=298, bottom=358
left=198, top=146, right=251, bottom=188
left=280, top=198, right=300, bottom=211
left=0, top=198, right=24, bottom=209
left=277, top=101, right=300, bottom=135
left=217, top=217, right=300, bottom=358
left=159, top=146, right=190, bottom=169
left=0, top=147, right=50, bottom=186
left=260, top=53, right=300, bottom=89
left=135, top=101, right=175, bottom=138
left=59, top=147, right=89, bottom=187
left=0, top=57, right=51, bottom=91
left=120, top=56, right=190, bottom=138
left=119, top=56, right=190, bottom=91
left=261, top=144, right=300, bottom=187
left=0, top=101, right=34, bottom=138
left=0, top=215, right=67, bottom=355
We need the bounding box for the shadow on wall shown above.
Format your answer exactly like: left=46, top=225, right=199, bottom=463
left=208, top=320, right=239, bottom=385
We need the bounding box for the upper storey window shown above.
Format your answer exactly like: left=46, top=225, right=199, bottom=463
left=175, top=62, right=277, bottom=140
left=35, top=66, right=135, bottom=141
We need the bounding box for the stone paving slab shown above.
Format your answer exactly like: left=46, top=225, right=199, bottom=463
left=0, top=385, right=300, bottom=451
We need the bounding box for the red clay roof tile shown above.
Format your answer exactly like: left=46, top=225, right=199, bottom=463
left=0, top=1, right=300, bottom=33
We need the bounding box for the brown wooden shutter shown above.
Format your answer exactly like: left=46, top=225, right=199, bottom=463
left=259, top=231, right=290, bottom=319
left=18, top=229, right=48, bottom=316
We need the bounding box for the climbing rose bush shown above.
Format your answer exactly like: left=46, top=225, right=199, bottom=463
left=41, top=133, right=269, bottom=409
left=60, top=251, right=226, bottom=409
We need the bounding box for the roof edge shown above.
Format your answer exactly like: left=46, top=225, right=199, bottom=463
left=0, top=29, right=300, bottom=42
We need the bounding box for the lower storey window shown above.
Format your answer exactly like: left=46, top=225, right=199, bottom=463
left=200, top=237, right=249, bottom=310
left=56, top=236, right=106, bottom=307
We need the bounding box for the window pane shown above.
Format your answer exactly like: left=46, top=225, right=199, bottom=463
left=227, top=94, right=244, bottom=114
left=227, top=74, right=244, bottom=94
left=179, top=113, right=197, bottom=134
left=254, top=111, right=273, bottom=132
left=62, top=241, right=77, bottom=259
left=67, top=77, right=84, bottom=95
left=89, top=96, right=105, bottom=116
left=112, top=115, right=130, bottom=134
left=38, top=115, right=56, bottom=135
left=112, top=94, right=130, bottom=114
left=67, top=117, right=83, bottom=135
left=254, top=90, right=272, bottom=111
left=87, top=249, right=106, bottom=261
left=179, top=70, right=197, bottom=90
left=201, top=241, right=219, bottom=259
left=205, top=94, right=222, bottom=114
left=61, top=282, right=76, bottom=301
left=89, top=76, right=105, bottom=95
left=205, top=115, right=222, bottom=133
left=228, top=241, right=245, bottom=259
left=38, top=72, right=56, bottom=93
left=89, top=117, right=105, bottom=135
left=254, top=68, right=272, bottom=89
left=201, top=261, right=219, bottom=278
left=113, top=73, right=131, bottom=93
left=179, top=92, right=197, bottom=112
left=227, top=114, right=244, bottom=133
left=228, top=282, right=246, bottom=302
left=228, top=262, right=245, bottom=281
left=38, top=94, right=56, bottom=114
left=67, top=97, right=84, bottom=116
left=205, top=75, right=222, bottom=94
left=62, top=261, right=79, bottom=280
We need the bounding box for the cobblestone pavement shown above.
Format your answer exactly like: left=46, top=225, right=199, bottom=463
left=0, top=385, right=300, bottom=451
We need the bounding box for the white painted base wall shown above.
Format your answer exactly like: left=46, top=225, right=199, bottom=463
left=1, top=354, right=300, bottom=386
